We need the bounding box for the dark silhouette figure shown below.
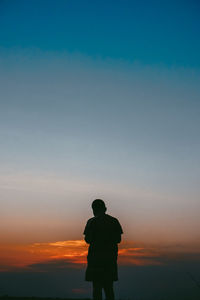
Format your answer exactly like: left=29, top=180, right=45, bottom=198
left=84, top=199, right=123, bottom=300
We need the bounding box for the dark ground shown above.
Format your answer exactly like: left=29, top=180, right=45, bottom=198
left=0, top=295, right=200, bottom=300
left=0, top=297, right=90, bottom=300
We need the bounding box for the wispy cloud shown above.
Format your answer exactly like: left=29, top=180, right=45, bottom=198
left=1, top=239, right=199, bottom=272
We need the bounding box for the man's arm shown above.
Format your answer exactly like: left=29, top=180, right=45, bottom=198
left=84, top=232, right=92, bottom=244
left=113, top=218, right=123, bottom=243
left=115, top=232, right=122, bottom=243
left=111, top=231, right=121, bottom=243
left=83, top=219, right=94, bottom=244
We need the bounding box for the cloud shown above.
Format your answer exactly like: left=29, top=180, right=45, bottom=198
left=1, top=239, right=200, bottom=274
left=1, top=239, right=200, bottom=299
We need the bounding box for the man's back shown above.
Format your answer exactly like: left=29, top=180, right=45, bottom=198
left=84, top=214, right=122, bottom=249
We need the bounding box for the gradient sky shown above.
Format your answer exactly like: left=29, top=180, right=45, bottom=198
left=0, top=1, right=200, bottom=297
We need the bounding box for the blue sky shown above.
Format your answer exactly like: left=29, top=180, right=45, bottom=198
left=1, top=0, right=200, bottom=67
left=0, top=0, right=200, bottom=246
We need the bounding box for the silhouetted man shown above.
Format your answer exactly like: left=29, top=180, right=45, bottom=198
left=84, top=199, right=123, bottom=300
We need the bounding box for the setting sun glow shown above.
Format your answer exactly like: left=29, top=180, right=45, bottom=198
left=0, top=239, right=181, bottom=272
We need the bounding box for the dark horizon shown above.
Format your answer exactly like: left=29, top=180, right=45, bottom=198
left=1, top=254, right=200, bottom=299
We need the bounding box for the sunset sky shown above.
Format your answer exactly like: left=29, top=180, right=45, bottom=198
left=0, top=0, right=200, bottom=299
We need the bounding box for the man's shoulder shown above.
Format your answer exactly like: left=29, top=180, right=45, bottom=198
left=105, top=214, right=119, bottom=223
left=105, top=214, right=123, bottom=233
left=86, top=217, right=95, bottom=224
left=84, top=217, right=95, bottom=234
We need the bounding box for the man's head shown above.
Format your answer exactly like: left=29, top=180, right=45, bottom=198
left=92, top=199, right=107, bottom=216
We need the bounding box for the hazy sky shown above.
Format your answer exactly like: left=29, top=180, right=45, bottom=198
left=1, top=1, right=200, bottom=298
left=1, top=0, right=200, bottom=247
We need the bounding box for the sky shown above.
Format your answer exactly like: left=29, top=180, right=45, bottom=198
left=0, top=0, right=200, bottom=299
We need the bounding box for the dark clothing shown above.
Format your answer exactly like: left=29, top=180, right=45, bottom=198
left=84, top=214, right=123, bottom=282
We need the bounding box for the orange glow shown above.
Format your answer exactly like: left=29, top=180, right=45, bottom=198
left=0, top=240, right=87, bottom=271
left=118, top=244, right=163, bottom=266
left=1, top=239, right=198, bottom=272
left=32, top=240, right=88, bottom=264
